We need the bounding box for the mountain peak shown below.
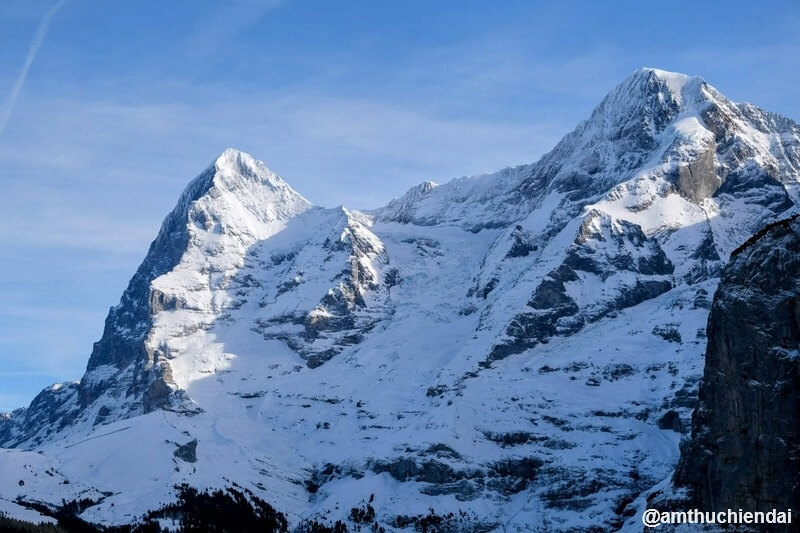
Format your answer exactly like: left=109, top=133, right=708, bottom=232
left=630, top=67, right=705, bottom=96
left=80, top=150, right=313, bottom=379
left=210, top=148, right=304, bottom=198
left=633, top=67, right=698, bottom=92
left=214, top=147, right=252, bottom=172
left=603, top=67, right=707, bottom=112
left=213, top=147, right=266, bottom=175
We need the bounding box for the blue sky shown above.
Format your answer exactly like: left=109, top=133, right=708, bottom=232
left=1, top=0, right=798, bottom=411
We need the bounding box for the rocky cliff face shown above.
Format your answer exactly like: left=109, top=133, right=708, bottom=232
left=1, top=69, right=799, bottom=531
left=674, top=214, right=800, bottom=512
left=488, top=210, right=675, bottom=361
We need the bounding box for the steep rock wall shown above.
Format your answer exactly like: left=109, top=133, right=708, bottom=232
left=675, top=215, right=800, bottom=511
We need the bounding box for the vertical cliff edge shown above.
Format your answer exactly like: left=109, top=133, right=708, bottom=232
left=675, top=214, right=800, bottom=512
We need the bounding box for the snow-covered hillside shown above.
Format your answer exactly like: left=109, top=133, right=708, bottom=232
left=1, top=68, right=799, bottom=531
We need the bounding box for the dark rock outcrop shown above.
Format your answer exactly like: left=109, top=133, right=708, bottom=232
left=174, top=439, right=198, bottom=463
left=657, top=410, right=685, bottom=433
left=489, top=211, right=674, bottom=361
left=677, top=143, right=720, bottom=202
left=250, top=209, right=389, bottom=369
left=675, top=214, right=800, bottom=512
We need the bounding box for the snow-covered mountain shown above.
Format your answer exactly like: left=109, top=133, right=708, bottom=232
left=1, top=68, right=799, bottom=531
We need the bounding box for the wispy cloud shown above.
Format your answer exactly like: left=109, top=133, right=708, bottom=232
left=183, top=0, right=283, bottom=59
left=1, top=84, right=566, bottom=212
left=0, top=371, right=63, bottom=378
left=0, top=0, right=66, bottom=136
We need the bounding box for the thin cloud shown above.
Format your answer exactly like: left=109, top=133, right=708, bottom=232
left=183, top=0, right=283, bottom=58
left=0, top=0, right=67, bottom=136
left=2, top=85, right=566, bottom=211
left=0, top=371, right=61, bottom=378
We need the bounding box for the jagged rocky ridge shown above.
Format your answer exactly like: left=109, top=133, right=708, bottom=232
left=1, top=68, right=799, bottom=531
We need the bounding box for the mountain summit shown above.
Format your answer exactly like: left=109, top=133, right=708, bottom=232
left=1, top=69, right=799, bottom=530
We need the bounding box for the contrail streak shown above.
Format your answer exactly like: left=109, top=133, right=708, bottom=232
left=0, top=0, right=67, bottom=136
